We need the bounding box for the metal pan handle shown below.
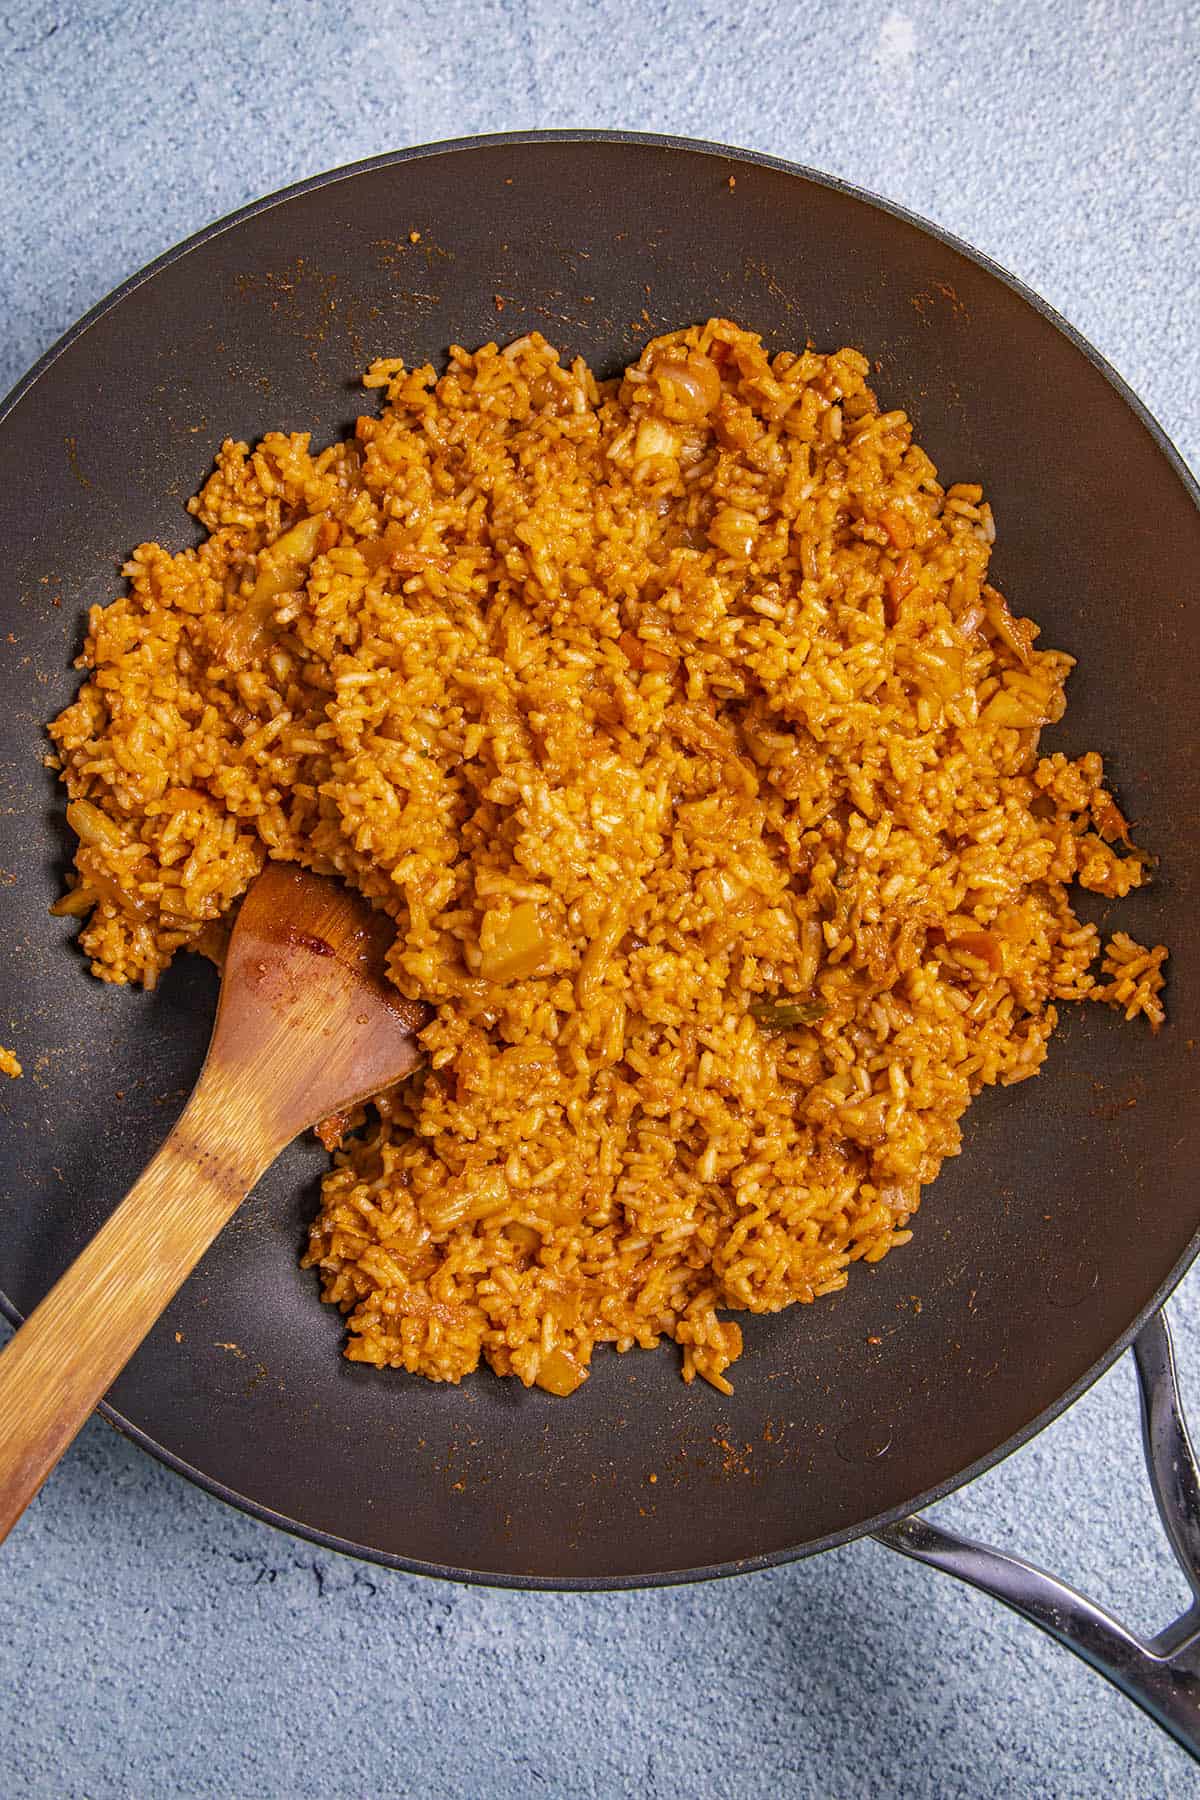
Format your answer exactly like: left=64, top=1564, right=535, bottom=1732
left=873, top=1310, right=1200, bottom=1760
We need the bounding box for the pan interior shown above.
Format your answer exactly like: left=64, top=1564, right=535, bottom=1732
left=1, top=135, right=1197, bottom=1585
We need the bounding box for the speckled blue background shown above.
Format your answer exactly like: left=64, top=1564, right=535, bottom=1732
left=2, top=2, right=1199, bottom=1793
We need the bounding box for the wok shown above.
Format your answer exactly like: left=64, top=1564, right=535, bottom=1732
left=2, top=132, right=1199, bottom=1752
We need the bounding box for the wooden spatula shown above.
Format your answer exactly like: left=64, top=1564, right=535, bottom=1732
left=0, top=862, right=426, bottom=1541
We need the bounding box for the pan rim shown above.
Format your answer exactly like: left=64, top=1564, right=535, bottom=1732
left=3, top=127, right=1198, bottom=1590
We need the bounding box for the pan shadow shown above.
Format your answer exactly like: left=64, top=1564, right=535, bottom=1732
left=7, top=1396, right=1175, bottom=1795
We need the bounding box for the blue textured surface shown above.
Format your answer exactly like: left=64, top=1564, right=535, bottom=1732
left=3, top=2, right=1200, bottom=1794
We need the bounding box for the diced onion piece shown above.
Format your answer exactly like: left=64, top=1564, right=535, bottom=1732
left=535, top=1345, right=588, bottom=1397
left=216, top=514, right=327, bottom=672
left=634, top=418, right=680, bottom=463
left=981, top=683, right=1046, bottom=728
left=708, top=505, right=758, bottom=560
left=50, top=884, right=96, bottom=918
left=655, top=352, right=722, bottom=420
left=479, top=902, right=552, bottom=983
left=919, top=643, right=966, bottom=704
left=949, top=930, right=1003, bottom=971
left=983, top=585, right=1035, bottom=670
left=70, top=860, right=153, bottom=921
left=422, top=1167, right=509, bottom=1233
left=66, top=798, right=126, bottom=855
left=250, top=513, right=326, bottom=611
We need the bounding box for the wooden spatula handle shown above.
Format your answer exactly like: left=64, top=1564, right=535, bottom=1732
left=0, top=1071, right=271, bottom=1542
left=0, top=862, right=425, bottom=1542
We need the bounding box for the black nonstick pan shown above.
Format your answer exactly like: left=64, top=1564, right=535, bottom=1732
left=2, top=132, right=1199, bottom=1751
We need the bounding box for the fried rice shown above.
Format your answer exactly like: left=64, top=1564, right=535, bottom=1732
left=47, top=318, right=1166, bottom=1397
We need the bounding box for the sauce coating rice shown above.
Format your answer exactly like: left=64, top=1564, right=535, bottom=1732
left=49, top=319, right=1166, bottom=1396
